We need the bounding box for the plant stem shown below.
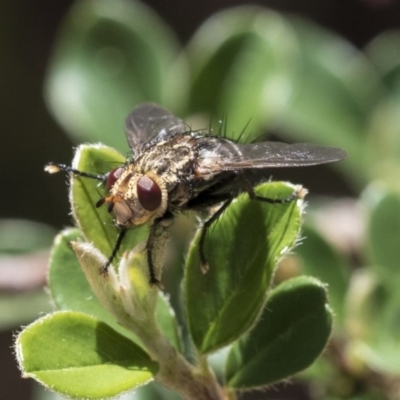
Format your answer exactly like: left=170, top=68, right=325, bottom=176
left=138, top=324, right=226, bottom=400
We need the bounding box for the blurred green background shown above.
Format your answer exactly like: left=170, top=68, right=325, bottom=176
left=2, top=0, right=400, bottom=399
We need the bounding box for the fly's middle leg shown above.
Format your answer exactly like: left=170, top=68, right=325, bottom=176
left=146, top=217, right=170, bottom=290
left=198, top=199, right=232, bottom=273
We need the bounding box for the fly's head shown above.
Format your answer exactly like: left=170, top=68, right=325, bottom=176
left=97, top=164, right=168, bottom=228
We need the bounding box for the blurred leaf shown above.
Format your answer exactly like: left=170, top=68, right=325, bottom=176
left=186, top=7, right=383, bottom=187
left=367, top=191, right=400, bottom=287
left=225, top=276, right=332, bottom=389
left=366, top=99, right=400, bottom=189
left=363, top=32, right=400, bottom=187
left=296, top=224, right=350, bottom=323
left=0, top=219, right=55, bottom=255
left=346, top=271, right=400, bottom=374
left=0, top=219, right=55, bottom=328
left=365, top=30, right=400, bottom=94
left=70, top=144, right=149, bottom=265
left=48, top=228, right=181, bottom=350
left=185, top=182, right=304, bottom=354
left=0, top=291, right=51, bottom=330
left=282, top=17, right=384, bottom=186
left=45, top=0, right=187, bottom=151
left=186, top=6, right=298, bottom=140
left=16, top=311, right=157, bottom=399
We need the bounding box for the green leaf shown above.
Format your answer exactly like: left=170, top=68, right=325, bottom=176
left=225, top=276, right=332, bottom=389
left=367, top=191, right=400, bottom=287
left=70, top=143, right=149, bottom=266
left=48, top=228, right=181, bottom=351
left=185, top=182, right=304, bottom=354
left=45, top=0, right=187, bottom=151
left=296, top=224, right=350, bottom=323
left=186, top=6, right=298, bottom=140
left=16, top=311, right=158, bottom=399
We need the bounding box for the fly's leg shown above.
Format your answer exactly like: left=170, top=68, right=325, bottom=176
left=146, top=218, right=168, bottom=290
left=45, top=162, right=105, bottom=181
left=187, top=191, right=233, bottom=274
left=100, top=229, right=127, bottom=274
left=198, top=199, right=232, bottom=273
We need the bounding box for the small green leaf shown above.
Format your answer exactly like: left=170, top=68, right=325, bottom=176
left=70, top=143, right=149, bottom=266
left=296, top=224, right=350, bottom=323
left=225, top=276, right=332, bottom=389
left=367, top=191, right=400, bottom=287
left=16, top=311, right=158, bottom=399
left=185, top=182, right=304, bottom=354
left=45, top=0, right=187, bottom=150
left=48, top=228, right=181, bottom=350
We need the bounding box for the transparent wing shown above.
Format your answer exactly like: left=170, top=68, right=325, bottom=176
left=216, top=141, right=347, bottom=170
left=125, top=103, right=186, bottom=153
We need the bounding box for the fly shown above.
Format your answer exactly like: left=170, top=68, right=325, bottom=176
left=46, top=103, right=347, bottom=288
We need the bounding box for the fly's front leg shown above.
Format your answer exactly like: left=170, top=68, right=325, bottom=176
left=100, top=228, right=127, bottom=275
left=198, top=199, right=232, bottom=273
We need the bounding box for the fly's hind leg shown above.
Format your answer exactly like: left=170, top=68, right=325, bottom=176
left=187, top=191, right=234, bottom=274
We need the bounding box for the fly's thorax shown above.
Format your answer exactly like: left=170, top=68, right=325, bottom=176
left=137, top=133, right=197, bottom=177
left=109, top=166, right=168, bottom=227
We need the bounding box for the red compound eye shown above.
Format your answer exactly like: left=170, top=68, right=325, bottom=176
left=137, top=176, right=162, bottom=211
left=106, top=167, right=124, bottom=190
